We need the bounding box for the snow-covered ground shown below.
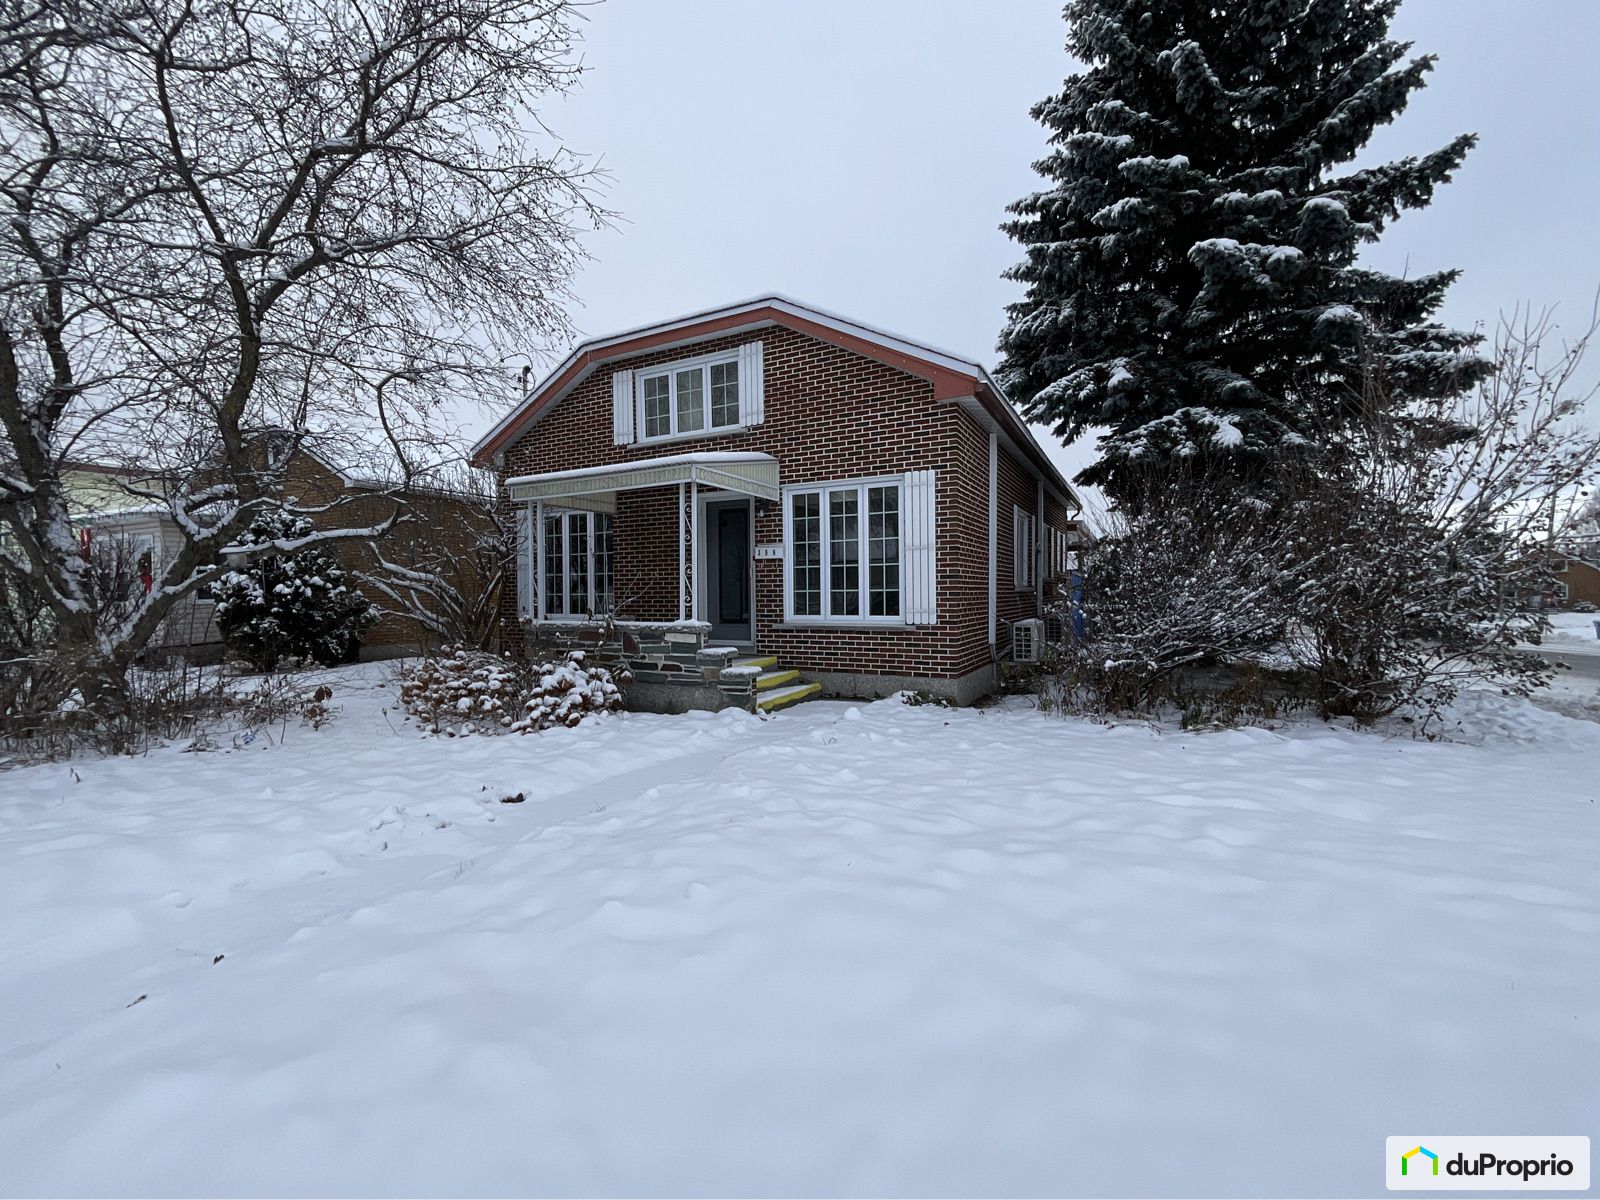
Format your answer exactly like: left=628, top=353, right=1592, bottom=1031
left=1542, top=609, right=1600, bottom=647
left=2, top=665, right=1597, bottom=1198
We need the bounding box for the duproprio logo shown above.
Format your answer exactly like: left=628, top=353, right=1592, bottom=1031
left=1386, top=1136, right=1589, bottom=1191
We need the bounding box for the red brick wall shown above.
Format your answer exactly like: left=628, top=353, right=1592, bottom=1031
left=499, top=325, right=1054, bottom=680
left=285, top=452, right=493, bottom=652
left=995, top=441, right=1041, bottom=629
left=1557, top=558, right=1600, bottom=608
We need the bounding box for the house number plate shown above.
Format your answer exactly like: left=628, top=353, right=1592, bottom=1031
left=754, top=544, right=784, bottom=560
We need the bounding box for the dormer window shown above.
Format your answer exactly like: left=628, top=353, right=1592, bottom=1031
left=638, top=354, right=741, bottom=442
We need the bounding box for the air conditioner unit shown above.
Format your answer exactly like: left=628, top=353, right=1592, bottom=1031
left=1011, top=618, right=1044, bottom=664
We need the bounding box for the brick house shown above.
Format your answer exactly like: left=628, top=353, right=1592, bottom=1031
left=1550, top=551, right=1600, bottom=609
left=471, top=296, right=1088, bottom=711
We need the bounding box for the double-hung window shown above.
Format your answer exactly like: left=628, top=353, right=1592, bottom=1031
left=786, top=479, right=901, bottom=621
left=638, top=354, right=741, bottom=442
left=1013, top=506, right=1036, bottom=590
left=542, top=510, right=614, bottom=617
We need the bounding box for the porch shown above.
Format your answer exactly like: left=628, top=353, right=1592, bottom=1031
left=507, top=451, right=821, bottom=713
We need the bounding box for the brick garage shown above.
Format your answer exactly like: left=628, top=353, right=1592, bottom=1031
left=476, top=297, right=1086, bottom=705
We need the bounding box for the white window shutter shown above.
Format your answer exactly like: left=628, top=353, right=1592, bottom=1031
left=902, top=469, right=937, bottom=625
left=516, top=505, right=534, bottom=619
left=612, top=369, right=635, bottom=445
left=738, top=341, right=764, bottom=426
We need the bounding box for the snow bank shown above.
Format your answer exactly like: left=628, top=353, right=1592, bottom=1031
left=1, top=666, right=1596, bottom=1196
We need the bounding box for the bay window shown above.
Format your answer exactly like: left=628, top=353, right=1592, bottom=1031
left=542, top=510, right=614, bottom=617
left=785, top=479, right=901, bottom=622
left=638, top=353, right=741, bottom=441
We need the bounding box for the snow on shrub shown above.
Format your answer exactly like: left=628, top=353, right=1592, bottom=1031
left=213, top=509, right=376, bottom=671
left=397, top=648, right=625, bottom=736
left=520, top=650, right=626, bottom=731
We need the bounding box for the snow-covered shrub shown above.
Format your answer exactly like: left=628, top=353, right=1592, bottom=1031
left=397, top=648, right=625, bottom=737
left=1055, top=471, right=1299, bottom=714
left=1570, top=600, right=1598, bottom=614
left=212, top=510, right=376, bottom=672
left=518, top=650, right=626, bottom=731
left=1054, top=316, right=1600, bottom=730
left=1272, top=313, right=1600, bottom=725
left=396, top=649, right=526, bottom=735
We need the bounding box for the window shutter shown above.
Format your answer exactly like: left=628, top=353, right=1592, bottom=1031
left=612, top=369, right=635, bottom=445
left=516, top=505, right=534, bottom=619
left=902, top=469, right=937, bottom=625
left=738, top=341, right=764, bottom=426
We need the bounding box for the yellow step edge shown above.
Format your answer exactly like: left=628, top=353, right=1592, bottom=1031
left=756, top=681, right=822, bottom=712
left=754, top=668, right=800, bottom=691
left=733, top=655, right=778, bottom=670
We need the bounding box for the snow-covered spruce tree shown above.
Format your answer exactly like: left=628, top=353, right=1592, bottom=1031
left=999, top=0, right=1490, bottom=502
left=212, top=511, right=375, bottom=672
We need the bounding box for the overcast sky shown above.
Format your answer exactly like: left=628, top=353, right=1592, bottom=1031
left=498, top=0, right=1600, bottom=505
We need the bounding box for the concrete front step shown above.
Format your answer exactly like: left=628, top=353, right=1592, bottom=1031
left=732, top=655, right=777, bottom=671
left=754, top=668, right=800, bottom=691
left=756, top=681, right=823, bottom=713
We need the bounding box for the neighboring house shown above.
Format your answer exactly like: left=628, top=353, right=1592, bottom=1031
left=471, top=295, right=1090, bottom=712
left=1549, top=552, right=1600, bottom=609
left=73, top=448, right=493, bottom=661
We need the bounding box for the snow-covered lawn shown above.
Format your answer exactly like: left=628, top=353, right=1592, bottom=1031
left=2, top=666, right=1597, bottom=1197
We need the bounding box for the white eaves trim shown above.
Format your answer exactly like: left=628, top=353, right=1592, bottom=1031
left=474, top=293, right=1080, bottom=511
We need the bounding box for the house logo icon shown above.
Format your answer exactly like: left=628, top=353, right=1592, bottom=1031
left=1402, top=1146, right=1440, bottom=1177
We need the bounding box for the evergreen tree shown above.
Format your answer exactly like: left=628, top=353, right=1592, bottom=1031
left=998, top=0, right=1491, bottom=501
left=213, top=511, right=376, bottom=671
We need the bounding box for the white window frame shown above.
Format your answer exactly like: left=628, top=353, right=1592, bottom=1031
left=635, top=348, right=744, bottom=445
left=1013, top=505, right=1036, bottom=590
left=782, top=475, right=905, bottom=625
left=1553, top=581, right=1569, bottom=602
left=541, top=509, right=613, bottom=618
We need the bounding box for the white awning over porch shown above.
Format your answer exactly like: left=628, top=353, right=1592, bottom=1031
left=506, top=450, right=779, bottom=510
left=510, top=451, right=779, bottom=625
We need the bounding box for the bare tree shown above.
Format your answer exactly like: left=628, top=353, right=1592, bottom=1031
left=359, top=464, right=512, bottom=651
left=1282, top=306, right=1600, bottom=722
left=0, top=0, right=604, bottom=716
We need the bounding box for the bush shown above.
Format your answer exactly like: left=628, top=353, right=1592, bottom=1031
left=397, top=647, right=626, bottom=737
left=1571, top=600, right=1598, bottom=614
left=212, top=510, right=376, bottom=671
left=523, top=650, right=627, bottom=730
left=0, top=658, right=340, bottom=761
left=1051, top=313, right=1600, bottom=731
left=1060, top=475, right=1293, bottom=712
